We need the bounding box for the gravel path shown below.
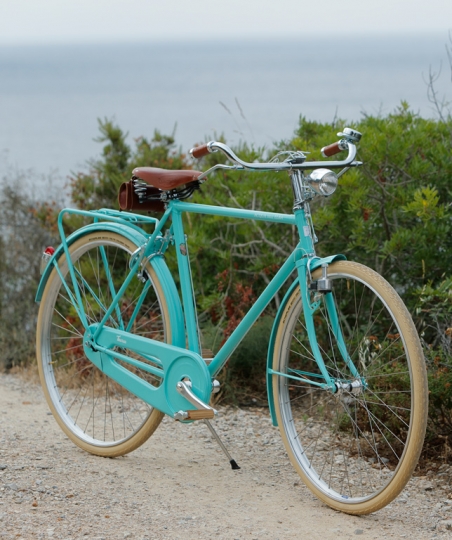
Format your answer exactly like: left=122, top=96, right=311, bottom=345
left=1, top=372, right=452, bottom=539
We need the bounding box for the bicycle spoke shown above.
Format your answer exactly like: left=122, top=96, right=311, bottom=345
left=39, top=233, right=167, bottom=452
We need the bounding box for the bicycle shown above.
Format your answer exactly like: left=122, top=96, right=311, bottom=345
left=35, top=127, right=428, bottom=515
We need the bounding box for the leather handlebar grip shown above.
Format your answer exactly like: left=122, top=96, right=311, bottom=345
left=321, top=140, right=348, bottom=157
left=190, top=144, right=210, bottom=159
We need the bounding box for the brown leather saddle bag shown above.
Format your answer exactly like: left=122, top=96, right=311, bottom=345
left=118, top=181, right=165, bottom=212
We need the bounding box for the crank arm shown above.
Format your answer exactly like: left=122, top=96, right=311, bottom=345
left=174, top=381, right=217, bottom=420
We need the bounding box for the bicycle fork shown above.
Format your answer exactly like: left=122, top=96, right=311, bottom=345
left=296, top=258, right=363, bottom=393
left=293, top=205, right=362, bottom=394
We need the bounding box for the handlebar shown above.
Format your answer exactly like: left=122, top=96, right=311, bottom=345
left=189, top=127, right=362, bottom=181
left=190, top=143, right=360, bottom=182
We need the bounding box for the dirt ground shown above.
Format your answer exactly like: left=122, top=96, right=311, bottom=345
left=1, top=372, right=452, bottom=539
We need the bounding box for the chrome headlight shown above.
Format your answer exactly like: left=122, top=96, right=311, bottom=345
left=306, top=168, right=338, bottom=196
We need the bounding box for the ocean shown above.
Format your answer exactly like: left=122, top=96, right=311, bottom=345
left=0, top=34, right=450, bottom=184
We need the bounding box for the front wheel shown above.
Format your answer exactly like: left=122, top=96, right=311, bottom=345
left=36, top=231, right=170, bottom=457
left=272, top=261, right=428, bottom=514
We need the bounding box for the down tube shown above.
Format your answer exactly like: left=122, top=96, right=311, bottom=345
left=208, top=253, right=297, bottom=377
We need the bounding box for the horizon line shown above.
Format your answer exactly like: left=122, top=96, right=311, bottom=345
left=0, top=30, right=446, bottom=48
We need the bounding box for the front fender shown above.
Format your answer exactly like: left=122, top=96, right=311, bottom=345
left=266, top=253, right=346, bottom=426
left=35, top=222, right=185, bottom=348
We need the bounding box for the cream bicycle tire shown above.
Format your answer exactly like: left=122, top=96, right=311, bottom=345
left=272, top=261, right=428, bottom=514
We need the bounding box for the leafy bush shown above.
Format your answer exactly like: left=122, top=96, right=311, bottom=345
left=64, top=112, right=452, bottom=433
left=202, top=316, right=274, bottom=405
left=288, top=108, right=452, bottom=456
left=69, top=119, right=191, bottom=211
left=0, top=178, right=59, bottom=369
left=3, top=106, right=452, bottom=460
left=415, top=279, right=452, bottom=454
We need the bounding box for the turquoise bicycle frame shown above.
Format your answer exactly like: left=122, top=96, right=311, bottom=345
left=37, top=200, right=355, bottom=423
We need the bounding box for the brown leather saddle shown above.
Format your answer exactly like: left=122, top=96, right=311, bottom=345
left=118, top=167, right=203, bottom=212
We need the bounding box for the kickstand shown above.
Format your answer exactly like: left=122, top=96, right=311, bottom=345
left=203, top=419, right=240, bottom=470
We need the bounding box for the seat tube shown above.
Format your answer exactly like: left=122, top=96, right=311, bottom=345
left=171, top=205, right=200, bottom=353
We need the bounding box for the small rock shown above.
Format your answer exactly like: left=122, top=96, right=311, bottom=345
left=438, top=520, right=452, bottom=531
left=419, top=480, right=434, bottom=491
left=0, top=465, right=6, bottom=470
left=354, top=530, right=364, bottom=535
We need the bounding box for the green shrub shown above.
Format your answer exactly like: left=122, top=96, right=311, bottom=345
left=202, top=316, right=274, bottom=405
left=415, top=278, right=452, bottom=452
left=0, top=180, right=59, bottom=369
left=5, top=107, right=452, bottom=460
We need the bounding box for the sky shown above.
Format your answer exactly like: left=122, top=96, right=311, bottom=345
left=1, top=0, right=451, bottom=45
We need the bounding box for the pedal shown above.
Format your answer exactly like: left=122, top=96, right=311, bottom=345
left=174, top=409, right=215, bottom=421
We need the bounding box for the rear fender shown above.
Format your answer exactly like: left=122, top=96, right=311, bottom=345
left=35, top=222, right=185, bottom=348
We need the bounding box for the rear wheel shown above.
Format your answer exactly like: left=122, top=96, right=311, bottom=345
left=272, top=261, right=428, bottom=514
left=36, top=231, right=170, bottom=457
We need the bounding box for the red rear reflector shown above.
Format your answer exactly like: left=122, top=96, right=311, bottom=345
left=40, top=247, right=56, bottom=274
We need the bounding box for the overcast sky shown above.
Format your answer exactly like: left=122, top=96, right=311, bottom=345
left=1, top=0, right=451, bottom=45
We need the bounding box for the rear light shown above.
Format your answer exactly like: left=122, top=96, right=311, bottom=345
left=40, top=246, right=55, bottom=275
